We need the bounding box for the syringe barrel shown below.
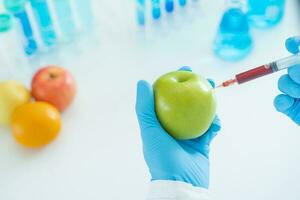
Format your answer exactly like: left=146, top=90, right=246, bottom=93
left=275, top=54, right=300, bottom=71
left=236, top=64, right=274, bottom=84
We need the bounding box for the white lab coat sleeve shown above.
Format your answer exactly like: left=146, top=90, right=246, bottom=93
left=146, top=180, right=210, bottom=200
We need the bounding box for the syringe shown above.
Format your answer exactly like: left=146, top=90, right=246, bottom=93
left=217, top=54, right=300, bottom=88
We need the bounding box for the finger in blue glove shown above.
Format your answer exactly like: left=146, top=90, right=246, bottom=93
left=274, top=94, right=295, bottom=112
left=178, top=66, right=192, bottom=72
left=285, top=36, right=300, bottom=54
left=288, top=65, right=300, bottom=84
left=274, top=94, right=300, bottom=125
left=278, top=74, right=300, bottom=99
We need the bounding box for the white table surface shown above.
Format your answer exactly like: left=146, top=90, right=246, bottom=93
left=0, top=0, right=300, bottom=200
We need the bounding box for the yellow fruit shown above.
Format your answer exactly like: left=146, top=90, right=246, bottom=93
left=11, top=102, right=62, bottom=148
left=0, top=80, right=31, bottom=125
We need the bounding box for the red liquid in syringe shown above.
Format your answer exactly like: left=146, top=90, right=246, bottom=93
left=220, top=64, right=274, bottom=87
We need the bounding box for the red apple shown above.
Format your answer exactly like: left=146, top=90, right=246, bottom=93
left=31, top=66, right=76, bottom=112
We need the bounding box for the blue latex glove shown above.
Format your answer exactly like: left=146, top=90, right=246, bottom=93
left=135, top=67, right=221, bottom=189
left=274, top=36, right=300, bottom=125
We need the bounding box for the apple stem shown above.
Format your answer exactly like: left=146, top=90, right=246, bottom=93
left=49, top=73, right=57, bottom=79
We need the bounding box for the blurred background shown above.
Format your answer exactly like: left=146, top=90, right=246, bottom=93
left=0, top=0, right=300, bottom=199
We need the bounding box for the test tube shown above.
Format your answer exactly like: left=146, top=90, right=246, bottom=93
left=74, top=0, right=94, bottom=33
left=165, top=0, right=174, bottom=12
left=4, top=0, right=38, bottom=55
left=247, top=0, right=285, bottom=28
left=136, top=0, right=146, bottom=25
left=152, top=0, right=161, bottom=19
left=178, top=0, right=187, bottom=6
left=0, top=14, right=28, bottom=81
left=52, top=0, right=76, bottom=41
left=29, top=0, right=56, bottom=46
left=213, top=0, right=253, bottom=61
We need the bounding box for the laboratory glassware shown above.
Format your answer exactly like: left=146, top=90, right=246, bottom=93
left=213, top=0, right=253, bottom=61
left=52, top=0, right=76, bottom=41
left=74, top=0, right=94, bottom=33
left=0, top=14, right=28, bottom=81
left=152, top=0, right=161, bottom=19
left=165, top=0, right=174, bottom=12
left=4, top=0, right=38, bottom=55
left=247, top=0, right=285, bottom=28
left=29, top=0, right=56, bottom=46
left=136, top=0, right=146, bottom=25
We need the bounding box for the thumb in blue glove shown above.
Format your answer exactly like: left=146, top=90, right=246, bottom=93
left=274, top=36, right=300, bottom=125
left=135, top=67, right=221, bottom=189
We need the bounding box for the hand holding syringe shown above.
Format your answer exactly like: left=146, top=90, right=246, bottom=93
left=216, top=54, right=300, bottom=88
left=215, top=36, right=300, bottom=126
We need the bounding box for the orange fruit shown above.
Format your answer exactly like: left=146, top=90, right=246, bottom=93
left=11, top=102, right=62, bottom=148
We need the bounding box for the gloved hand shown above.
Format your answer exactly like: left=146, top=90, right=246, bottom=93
left=135, top=67, right=221, bottom=189
left=274, top=36, right=300, bottom=125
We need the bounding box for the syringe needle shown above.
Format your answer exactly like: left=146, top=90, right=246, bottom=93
left=215, top=84, right=224, bottom=89
left=216, top=78, right=237, bottom=89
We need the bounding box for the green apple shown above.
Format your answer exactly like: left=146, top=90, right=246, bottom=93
left=0, top=81, right=31, bottom=125
left=154, top=71, right=216, bottom=140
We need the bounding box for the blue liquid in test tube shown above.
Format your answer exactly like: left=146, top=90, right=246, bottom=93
left=152, top=0, right=161, bottom=19
left=165, top=0, right=174, bottom=12
left=247, top=0, right=285, bottom=28
left=4, top=0, right=38, bottom=55
left=15, top=12, right=38, bottom=55
left=74, top=0, right=94, bottom=32
left=213, top=7, right=253, bottom=61
left=30, top=0, right=56, bottom=46
left=179, top=0, right=187, bottom=6
left=52, top=0, right=76, bottom=41
left=136, top=0, right=146, bottom=25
